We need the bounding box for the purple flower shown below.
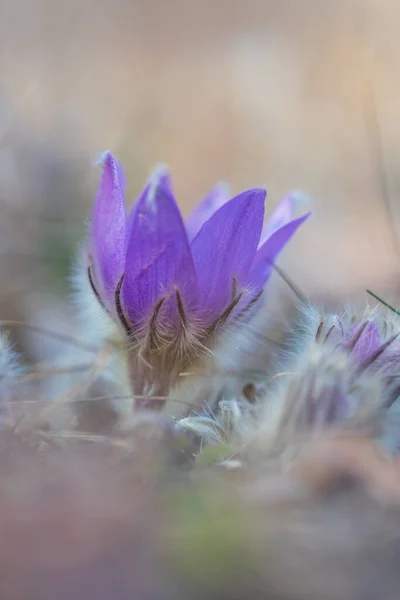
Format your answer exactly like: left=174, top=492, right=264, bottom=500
left=88, top=152, right=311, bottom=405
left=343, top=321, right=383, bottom=365
left=314, top=314, right=397, bottom=372
left=273, top=344, right=376, bottom=436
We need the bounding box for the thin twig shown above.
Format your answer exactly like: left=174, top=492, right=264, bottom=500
left=268, top=260, right=308, bottom=303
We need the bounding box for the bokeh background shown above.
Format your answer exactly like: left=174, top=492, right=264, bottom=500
left=0, top=0, right=400, bottom=359
left=2, top=5, right=400, bottom=596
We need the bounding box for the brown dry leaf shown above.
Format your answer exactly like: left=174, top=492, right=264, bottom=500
left=290, top=431, right=400, bottom=503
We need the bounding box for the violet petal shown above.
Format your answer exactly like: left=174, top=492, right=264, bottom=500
left=186, top=183, right=230, bottom=241
left=351, top=322, right=382, bottom=363
left=122, top=167, right=197, bottom=328
left=190, top=189, right=265, bottom=326
left=91, top=152, right=127, bottom=303
left=248, top=212, right=311, bottom=296
left=126, top=181, right=151, bottom=241
left=260, top=195, right=295, bottom=243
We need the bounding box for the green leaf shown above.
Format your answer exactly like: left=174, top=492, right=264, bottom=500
left=196, top=444, right=236, bottom=467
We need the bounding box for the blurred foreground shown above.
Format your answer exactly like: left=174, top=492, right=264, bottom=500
left=1, top=426, right=400, bottom=599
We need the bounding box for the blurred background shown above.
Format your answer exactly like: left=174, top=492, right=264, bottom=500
left=0, top=0, right=399, bottom=359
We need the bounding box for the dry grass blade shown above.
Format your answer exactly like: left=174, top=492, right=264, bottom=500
left=179, top=367, right=268, bottom=379
left=40, top=430, right=133, bottom=449
left=363, top=57, right=400, bottom=263
left=13, top=364, right=94, bottom=383
left=20, top=346, right=114, bottom=435
left=0, top=320, right=98, bottom=352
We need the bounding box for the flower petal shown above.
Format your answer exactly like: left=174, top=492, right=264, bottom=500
left=122, top=167, right=197, bottom=327
left=351, top=322, right=382, bottom=363
left=186, top=183, right=230, bottom=241
left=91, top=151, right=127, bottom=302
left=260, top=195, right=295, bottom=243
left=126, top=163, right=171, bottom=241
left=126, top=181, right=151, bottom=241
left=248, top=212, right=311, bottom=295
left=190, top=189, right=265, bottom=325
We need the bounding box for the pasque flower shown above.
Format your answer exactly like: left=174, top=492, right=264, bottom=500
left=302, top=306, right=400, bottom=373
left=276, top=305, right=400, bottom=436
left=88, top=152, right=310, bottom=408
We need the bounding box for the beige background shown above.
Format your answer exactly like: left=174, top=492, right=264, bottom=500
left=0, top=0, right=399, bottom=331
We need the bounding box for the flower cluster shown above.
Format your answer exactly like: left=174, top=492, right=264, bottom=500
left=297, top=305, right=400, bottom=376
left=253, top=304, right=400, bottom=454
left=87, top=152, right=310, bottom=407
